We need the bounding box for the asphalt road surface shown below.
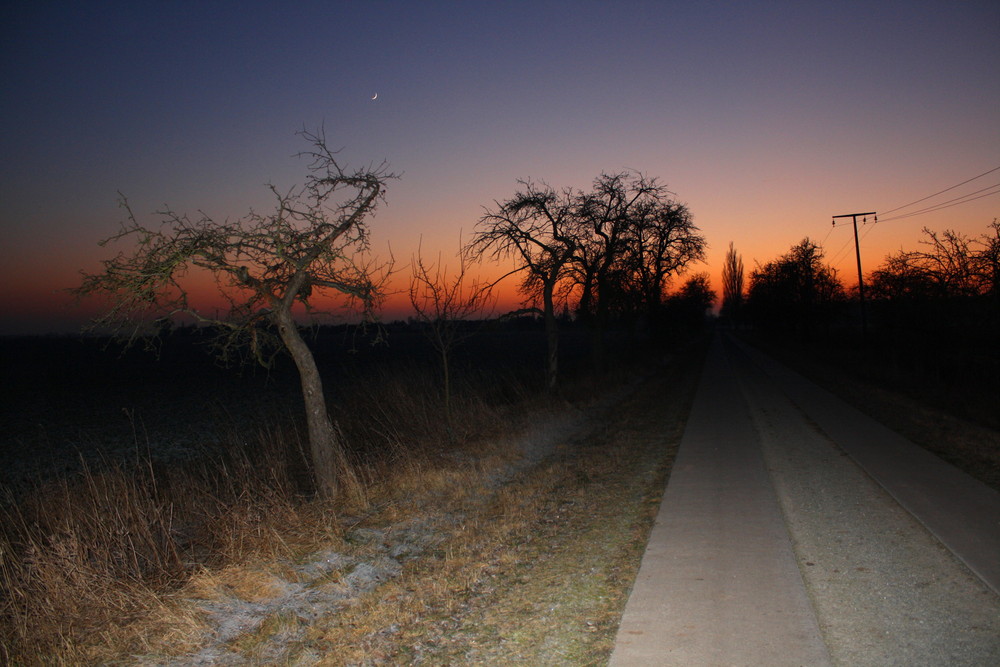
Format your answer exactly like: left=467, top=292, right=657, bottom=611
left=611, top=333, right=1000, bottom=666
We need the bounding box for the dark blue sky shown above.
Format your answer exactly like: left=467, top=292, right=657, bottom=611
left=2, top=1, right=998, bottom=333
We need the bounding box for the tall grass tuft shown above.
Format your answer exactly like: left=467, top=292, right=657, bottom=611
left=0, top=422, right=317, bottom=662
left=1, top=458, right=180, bottom=662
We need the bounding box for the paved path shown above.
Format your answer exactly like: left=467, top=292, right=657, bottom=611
left=733, top=337, right=1000, bottom=595
left=611, top=333, right=1000, bottom=666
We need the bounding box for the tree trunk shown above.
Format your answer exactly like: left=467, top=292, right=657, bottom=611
left=274, top=307, right=342, bottom=499
left=543, top=281, right=559, bottom=392
left=440, top=343, right=454, bottom=440
left=591, top=277, right=610, bottom=375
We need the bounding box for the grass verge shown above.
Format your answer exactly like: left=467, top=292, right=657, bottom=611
left=1, top=338, right=706, bottom=664
left=276, top=343, right=703, bottom=665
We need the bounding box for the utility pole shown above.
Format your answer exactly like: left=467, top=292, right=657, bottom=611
left=832, top=211, right=876, bottom=338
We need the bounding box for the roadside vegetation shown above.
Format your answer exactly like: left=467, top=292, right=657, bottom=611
left=0, top=327, right=706, bottom=664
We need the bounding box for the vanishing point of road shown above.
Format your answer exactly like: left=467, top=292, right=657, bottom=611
left=611, top=333, right=1000, bottom=666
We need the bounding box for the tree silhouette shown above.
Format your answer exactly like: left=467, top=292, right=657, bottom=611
left=465, top=180, right=577, bottom=391
left=666, top=272, right=716, bottom=335
left=977, top=220, right=1000, bottom=319
left=626, top=198, right=705, bottom=324
left=469, top=173, right=705, bottom=385
left=73, top=129, right=396, bottom=499
left=721, top=241, right=744, bottom=325
left=571, top=173, right=662, bottom=320
left=869, top=220, right=1000, bottom=338
left=409, top=245, right=495, bottom=436
left=571, top=172, right=704, bottom=357
left=747, top=238, right=844, bottom=338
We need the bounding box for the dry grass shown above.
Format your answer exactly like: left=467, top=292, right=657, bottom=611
left=1, top=459, right=179, bottom=664
left=1, top=334, right=704, bottom=665
left=307, top=345, right=704, bottom=665
left=0, top=354, right=549, bottom=664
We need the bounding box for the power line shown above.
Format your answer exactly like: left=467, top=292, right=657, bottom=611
left=880, top=165, right=1000, bottom=216
left=858, top=219, right=881, bottom=252
left=817, top=221, right=840, bottom=249
left=828, top=176, right=1000, bottom=264
left=820, top=168, right=998, bottom=334
left=832, top=211, right=876, bottom=336
left=833, top=183, right=997, bottom=266
left=821, top=168, right=999, bottom=300
left=879, top=182, right=1000, bottom=222
left=828, top=235, right=856, bottom=267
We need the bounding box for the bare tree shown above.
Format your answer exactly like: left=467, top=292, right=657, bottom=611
left=570, top=173, right=704, bottom=357
left=468, top=173, right=705, bottom=386
left=721, top=241, right=744, bottom=325
left=747, top=238, right=844, bottom=337
left=72, top=129, right=396, bottom=499
left=975, top=220, right=1000, bottom=306
left=627, top=198, right=705, bottom=324
left=910, top=227, right=977, bottom=297
left=409, top=244, right=495, bottom=435
left=465, top=181, right=577, bottom=391
left=572, top=171, right=666, bottom=327
left=869, top=220, right=1000, bottom=339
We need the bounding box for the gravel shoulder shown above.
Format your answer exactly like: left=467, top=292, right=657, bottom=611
left=737, top=333, right=1000, bottom=493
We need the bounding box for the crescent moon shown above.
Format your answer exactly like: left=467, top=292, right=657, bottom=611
left=371, top=93, right=378, bottom=100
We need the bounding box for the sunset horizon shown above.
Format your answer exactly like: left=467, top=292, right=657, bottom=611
left=2, top=1, right=998, bottom=335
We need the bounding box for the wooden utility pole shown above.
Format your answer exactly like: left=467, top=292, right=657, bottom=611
left=832, top=211, right=876, bottom=337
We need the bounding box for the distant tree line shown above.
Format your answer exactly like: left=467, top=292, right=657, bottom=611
left=725, top=219, right=1000, bottom=390
left=866, top=220, right=1000, bottom=387
left=722, top=220, right=999, bottom=337
left=868, top=221, right=1000, bottom=336
left=744, top=238, right=846, bottom=339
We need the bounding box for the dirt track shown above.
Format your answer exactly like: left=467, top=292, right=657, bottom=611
left=125, top=344, right=704, bottom=665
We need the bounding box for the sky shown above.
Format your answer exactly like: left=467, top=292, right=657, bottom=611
left=1, top=0, right=998, bottom=334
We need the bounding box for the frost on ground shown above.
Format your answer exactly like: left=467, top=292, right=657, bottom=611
left=140, top=518, right=449, bottom=665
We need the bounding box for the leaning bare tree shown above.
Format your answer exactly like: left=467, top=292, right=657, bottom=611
left=465, top=180, right=577, bottom=391
left=73, top=129, right=396, bottom=499
left=409, top=244, right=495, bottom=437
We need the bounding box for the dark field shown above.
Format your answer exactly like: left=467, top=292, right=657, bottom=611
left=0, top=321, right=599, bottom=492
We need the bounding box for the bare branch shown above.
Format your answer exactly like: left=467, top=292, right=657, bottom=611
left=408, top=242, right=496, bottom=433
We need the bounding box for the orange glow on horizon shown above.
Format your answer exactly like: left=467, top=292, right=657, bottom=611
left=5, top=212, right=998, bottom=336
